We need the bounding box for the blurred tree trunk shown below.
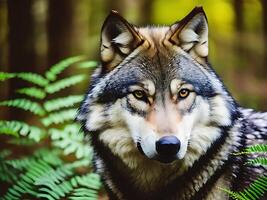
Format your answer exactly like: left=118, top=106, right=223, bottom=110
left=233, top=0, right=244, bottom=32
left=260, top=0, right=267, bottom=75
left=7, top=0, right=35, bottom=120
left=233, top=0, right=246, bottom=68
left=7, top=0, right=36, bottom=74
left=139, top=0, right=153, bottom=25
left=47, top=0, right=75, bottom=66
left=0, top=1, right=8, bottom=120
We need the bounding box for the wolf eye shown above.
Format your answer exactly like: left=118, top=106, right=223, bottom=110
left=178, top=89, right=190, bottom=99
left=133, top=90, right=145, bottom=100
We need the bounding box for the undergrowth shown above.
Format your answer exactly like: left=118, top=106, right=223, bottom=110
left=0, top=56, right=101, bottom=200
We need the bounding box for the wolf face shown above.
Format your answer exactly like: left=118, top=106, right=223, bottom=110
left=78, top=7, right=238, bottom=167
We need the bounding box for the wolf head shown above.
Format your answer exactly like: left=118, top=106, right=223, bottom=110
left=77, top=7, right=238, bottom=167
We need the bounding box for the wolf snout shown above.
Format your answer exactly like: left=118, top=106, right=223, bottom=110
left=156, top=136, right=180, bottom=156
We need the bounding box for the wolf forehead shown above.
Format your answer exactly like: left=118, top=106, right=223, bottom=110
left=94, top=53, right=216, bottom=104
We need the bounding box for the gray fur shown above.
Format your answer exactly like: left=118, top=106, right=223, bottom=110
left=77, top=7, right=267, bottom=200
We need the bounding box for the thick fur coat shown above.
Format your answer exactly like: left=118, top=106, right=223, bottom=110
left=77, top=7, right=267, bottom=200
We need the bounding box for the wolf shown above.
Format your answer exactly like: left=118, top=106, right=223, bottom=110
left=77, top=7, right=267, bottom=200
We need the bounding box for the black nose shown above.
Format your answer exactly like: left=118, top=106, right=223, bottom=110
left=156, top=136, right=180, bottom=156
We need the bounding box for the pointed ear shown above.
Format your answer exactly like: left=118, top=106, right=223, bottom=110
left=100, top=10, right=143, bottom=73
left=169, top=7, right=208, bottom=60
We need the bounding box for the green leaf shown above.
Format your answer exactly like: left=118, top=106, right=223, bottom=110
left=234, top=144, right=267, bottom=155
left=41, top=108, right=77, bottom=126
left=0, top=120, right=45, bottom=142
left=16, top=87, right=46, bottom=99
left=0, top=72, right=16, bottom=81
left=49, top=124, right=92, bottom=159
left=246, top=157, right=267, bottom=166
left=78, top=61, right=98, bottom=69
left=219, top=176, right=267, bottom=200
left=45, top=75, right=85, bottom=94
left=16, top=73, right=49, bottom=87
left=0, top=99, right=46, bottom=116
left=45, top=56, right=85, bottom=81
left=44, top=95, right=83, bottom=112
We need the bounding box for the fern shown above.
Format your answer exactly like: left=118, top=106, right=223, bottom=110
left=246, top=157, right=267, bottom=166
left=1, top=149, right=100, bottom=200
left=217, top=187, right=245, bottom=200
left=0, top=120, right=45, bottom=141
left=0, top=57, right=101, bottom=200
left=221, top=176, right=267, bottom=200
left=0, top=72, right=16, bottom=81
left=16, top=72, right=49, bottom=86
left=36, top=172, right=101, bottom=200
left=16, top=87, right=46, bottom=99
left=49, top=124, right=92, bottom=159
left=2, top=150, right=63, bottom=200
left=45, top=74, right=85, bottom=94
left=234, top=144, right=267, bottom=155
left=44, top=95, right=83, bottom=112
left=0, top=99, right=45, bottom=116
left=78, top=60, right=98, bottom=69
left=41, top=108, right=77, bottom=126
left=45, top=55, right=85, bottom=81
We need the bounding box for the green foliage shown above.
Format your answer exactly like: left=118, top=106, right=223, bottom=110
left=1, top=149, right=101, bottom=200
left=241, top=144, right=267, bottom=154
left=0, top=56, right=101, bottom=200
left=219, top=176, right=267, bottom=200
left=45, top=55, right=85, bottom=81
left=41, top=108, right=77, bottom=126
left=44, top=95, right=83, bottom=112
left=77, top=61, right=98, bottom=69
left=45, top=75, right=85, bottom=94
left=0, top=72, right=15, bottom=81
left=16, top=87, right=46, bottom=99
left=0, top=99, right=46, bottom=116
left=220, top=144, right=267, bottom=200
left=246, top=157, right=267, bottom=166
left=16, top=72, right=49, bottom=87
left=49, top=124, right=92, bottom=159
left=0, top=121, right=45, bottom=141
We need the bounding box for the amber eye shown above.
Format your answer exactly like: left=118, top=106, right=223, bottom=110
left=178, top=89, right=190, bottom=99
left=133, top=90, right=145, bottom=99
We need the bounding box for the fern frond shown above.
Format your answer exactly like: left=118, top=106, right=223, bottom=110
left=3, top=159, right=55, bottom=200
left=0, top=72, right=16, bottom=81
left=44, top=95, right=83, bottom=112
left=45, top=56, right=85, bottom=81
left=69, top=173, right=101, bottom=200
left=217, top=186, right=247, bottom=200
left=219, top=176, right=267, bottom=200
left=41, top=108, right=77, bottom=126
left=0, top=150, right=18, bottom=183
left=16, top=72, right=49, bottom=86
left=16, top=87, right=46, bottom=99
left=234, top=144, right=267, bottom=155
left=49, top=124, right=92, bottom=159
left=246, top=157, right=267, bottom=166
left=1, top=149, right=63, bottom=200
left=78, top=61, right=98, bottom=69
left=0, top=120, right=45, bottom=141
left=45, top=75, right=85, bottom=94
left=36, top=173, right=101, bottom=200
left=0, top=99, right=45, bottom=116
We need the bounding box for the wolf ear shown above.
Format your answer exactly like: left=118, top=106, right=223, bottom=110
left=169, top=7, right=208, bottom=60
left=100, top=10, right=143, bottom=73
